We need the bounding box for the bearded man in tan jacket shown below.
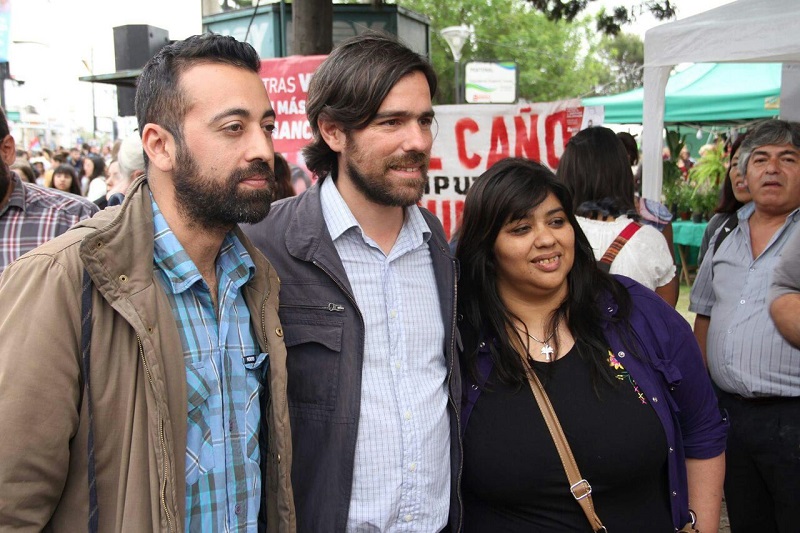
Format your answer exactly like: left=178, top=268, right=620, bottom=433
left=0, top=34, right=295, bottom=531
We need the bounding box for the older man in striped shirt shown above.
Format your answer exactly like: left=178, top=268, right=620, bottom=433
left=690, top=119, right=800, bottom=532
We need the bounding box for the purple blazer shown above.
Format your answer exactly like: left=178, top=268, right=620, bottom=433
left=460, top=275, right=728, bottom=529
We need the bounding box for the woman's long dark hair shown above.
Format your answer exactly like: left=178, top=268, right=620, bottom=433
left=50, top=164, right=81, bottom=196
left=456, top=157, right=632, bottom=386
left=557, top=126, right=638, bottom=220
left=716, top=131, right=749, bottom=214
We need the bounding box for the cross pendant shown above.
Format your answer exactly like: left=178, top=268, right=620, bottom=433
left=541, top=343, right=555, bottom=362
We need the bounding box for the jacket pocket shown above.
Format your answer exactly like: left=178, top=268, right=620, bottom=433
left=186, top=362, right=215, bottom=486
left=281, top=310, right=343, bottom=411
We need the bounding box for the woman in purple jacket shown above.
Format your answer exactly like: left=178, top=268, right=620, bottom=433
left=456, top=158, right=726, bottom=532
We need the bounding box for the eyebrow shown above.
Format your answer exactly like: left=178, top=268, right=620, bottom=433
left=545, top=207, right=566, bottom=216
left=210, top=107, right=276, bottom=124
left=372, top=109, right=435, bottom=121
left=753, top=148, right=800, bottom=158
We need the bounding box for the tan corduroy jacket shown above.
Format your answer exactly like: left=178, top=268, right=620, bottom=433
left=0, top=176, right=295, bottom=532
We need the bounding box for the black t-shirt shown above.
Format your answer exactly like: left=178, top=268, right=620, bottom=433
left=463, top=345, right=673, bottom=532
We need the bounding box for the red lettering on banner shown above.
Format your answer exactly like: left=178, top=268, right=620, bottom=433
left=455, top=119, right=481, bottom=169
left=514, top=114, right=540, bottom=161
left=487, top=117, right=510, bottom=169
left=441, top=200, right=452, bottom=240
left=430, top=157, right=442, bottom=171
left=545, top=110, right=568, bottom=168
left=454, top=200, right=465, bottom=238
left=425, top=199, right=438, bottom=217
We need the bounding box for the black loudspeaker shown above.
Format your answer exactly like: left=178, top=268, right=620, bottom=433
left=113, top=25, right=169, bottom=116
left=113, top=25, right=170, bottom=71
left=117, top=86, right=137, bottom=117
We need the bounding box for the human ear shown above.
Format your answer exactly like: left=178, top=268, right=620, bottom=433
left=318, top=116, right=345, bottom=154
left=0, top=134, right=16, bottom=166
left=141, top=124, right=175, bottom=173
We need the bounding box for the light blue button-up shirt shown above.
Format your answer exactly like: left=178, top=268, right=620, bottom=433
left=690, top=203, right=800, bottom=397
left=320, top=177, right=451, bottom=531
left=152, top=196, right=266, bottom=532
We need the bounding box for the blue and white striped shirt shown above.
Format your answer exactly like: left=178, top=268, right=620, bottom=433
left=690, top=202, right=800, bottom=397
left=151, top=196, right=266, bottom=532
left=320, top=177, right=451, bottom=532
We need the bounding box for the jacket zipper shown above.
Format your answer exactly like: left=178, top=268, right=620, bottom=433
left=446, top=257, right=464, bottom=532
left=280, top=302, right=345, bottom=312
left=138, top=334, right=174, bottom=532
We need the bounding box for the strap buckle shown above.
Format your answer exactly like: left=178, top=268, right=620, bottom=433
left=570, top=479, right=592, bottom=500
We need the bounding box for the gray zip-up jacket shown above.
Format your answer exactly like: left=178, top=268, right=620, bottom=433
left=243, top=181, right=463, bottom=532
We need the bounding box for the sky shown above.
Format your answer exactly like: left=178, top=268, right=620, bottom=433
left=5, top=0, right=736, bottom=146
left=586, top=0, right=736, bottom=39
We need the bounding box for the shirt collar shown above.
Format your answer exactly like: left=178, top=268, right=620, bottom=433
left=1, top=173, right=27, bottom=216
left=151, top=193, right=255, bottom=295
left=738, top=201, right=800, bottom=222
left=319, top=175, right=432, bottom=246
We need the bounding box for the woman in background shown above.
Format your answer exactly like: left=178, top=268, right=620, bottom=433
left=81, top=154, right=106, bottom=201
left=457, top=157, right=726, bottom=532
left=697, top=132, right=751, bottom=265
left=50, top=164, right=82, bottom=196
left=557, top=127, right=678, bottom=306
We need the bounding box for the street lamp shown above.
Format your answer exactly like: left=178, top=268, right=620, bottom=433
left=440, top=25, right=472, bottom=104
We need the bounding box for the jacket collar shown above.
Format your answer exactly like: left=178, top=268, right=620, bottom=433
left=76, top=175, right=272, bottom=325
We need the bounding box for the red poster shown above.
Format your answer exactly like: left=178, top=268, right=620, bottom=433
left=259, top=55, right=326, bottom=158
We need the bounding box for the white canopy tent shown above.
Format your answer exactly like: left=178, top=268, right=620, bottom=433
left=641, top=0, right=800, bottom=201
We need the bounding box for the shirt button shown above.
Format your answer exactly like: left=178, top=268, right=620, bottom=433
left=410, top=462, right=417, bottom=472
left=652, top=397, right=659, bottom=403
left=404, top=410, right=412, bottom=420
left=395, top=362, right=401, bottom=370
left=750, top=267, right=755, bottom=272
left=229, top=420, right=234, bottom=432
left=617, top=351, right=625, bottom=358
left=740, top=299, right=746, bottom=305
left=404, top=514, right=413, bottom=522
left=389, top=310, right=398, bottom=319
left=672, top=491, right=677, bottom=497
left=235, top=504, right=242, bottom=515
left=669, top=447, right=674, bottom=453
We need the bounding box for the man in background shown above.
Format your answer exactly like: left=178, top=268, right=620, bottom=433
left=0, top=106, right=97, bottom=273
left=691, top=119, right=800, bottom=532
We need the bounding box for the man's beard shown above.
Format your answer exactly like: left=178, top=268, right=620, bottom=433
left=173, top=143, right=275, bottom=230
left=344, top=138, right=428, bottom=208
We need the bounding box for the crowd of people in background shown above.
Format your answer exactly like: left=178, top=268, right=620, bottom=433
left=0, top=29, right=798, bottom=533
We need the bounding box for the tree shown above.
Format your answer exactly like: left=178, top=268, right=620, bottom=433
left=592, top=31, right=644, bottom=95
left=401, top=0, right=608, bottom=104
left=526, top=0, right=676, bottom=35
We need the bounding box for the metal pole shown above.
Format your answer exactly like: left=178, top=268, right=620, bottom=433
left=454, top=60, right=460, bottom=104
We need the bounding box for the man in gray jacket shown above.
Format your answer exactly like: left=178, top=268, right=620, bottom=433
left=243, top=32, right=462, bottom=532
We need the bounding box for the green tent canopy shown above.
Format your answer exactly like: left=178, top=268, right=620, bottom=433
left=582, top=62, right=781, bottom=124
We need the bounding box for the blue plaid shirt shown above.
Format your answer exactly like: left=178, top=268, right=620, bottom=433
left=151, top=196, right=266, bottom=532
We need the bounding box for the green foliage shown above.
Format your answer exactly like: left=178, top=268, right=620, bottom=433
left=525, top=0, right=676, bottom=35
left=684, top=141, right=727, bottom=217
left=399, top=0, right=607, bottom=104
left=592, top=32, right=643, bottom=95
left=662, top=129, right=686, bottom=188
left=688, top=141, right=727, bottom=189
left=664, top=179, right=693, bottom=215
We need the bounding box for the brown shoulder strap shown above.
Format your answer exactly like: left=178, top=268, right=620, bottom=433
left=525, top=368, right=607, bottom=532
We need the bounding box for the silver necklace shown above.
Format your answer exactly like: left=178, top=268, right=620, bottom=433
left=518, top=328, right=556, bottom=362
